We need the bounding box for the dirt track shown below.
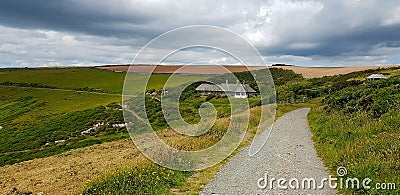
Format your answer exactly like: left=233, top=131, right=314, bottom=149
left=201, top=108, right=337, bottom=194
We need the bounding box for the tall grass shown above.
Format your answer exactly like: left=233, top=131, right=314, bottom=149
left=309, top=107, right=400, bottom=194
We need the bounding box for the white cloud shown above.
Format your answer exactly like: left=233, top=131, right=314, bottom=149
left=382, top=6, right=400, bottom=26
left=0, top=44, right=26, bottom=55
left=247, top=31, right=265, bottom=43
left=289, top=42, right=319, bottom=50
left=62, top=35, right=78, bottom=45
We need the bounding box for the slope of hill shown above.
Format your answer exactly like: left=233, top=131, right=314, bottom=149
left=0, top=68, right=208, bottom=166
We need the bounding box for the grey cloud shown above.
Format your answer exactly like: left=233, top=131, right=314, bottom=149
left=0, top=0, right=245, bottom=38
left=254, top=0, right=400, bottom=62
left=0, top=0, right=157, bottom=38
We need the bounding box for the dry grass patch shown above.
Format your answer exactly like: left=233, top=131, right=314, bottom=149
left=0, top=139, right=145, bottom=194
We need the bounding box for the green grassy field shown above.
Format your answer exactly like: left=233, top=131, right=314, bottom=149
left=0, top=67, right=208, bottom=166
left=0, top=86, right=120, bottom=114
left=0, top=68, right=125, bottom=93
left=0, top=67, right=208, bottom=94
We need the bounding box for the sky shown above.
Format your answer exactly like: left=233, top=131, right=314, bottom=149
left=0, top=0, right=400, bottom=68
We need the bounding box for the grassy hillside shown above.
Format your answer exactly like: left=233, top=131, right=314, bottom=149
left=0, top=67, right=207, bottom=166
left=0, top=87, right=124, bottom=165
left=308, top=75, right=400, bottom=194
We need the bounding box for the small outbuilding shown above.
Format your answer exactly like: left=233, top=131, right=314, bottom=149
left=366, top=74, right=387, bottom=82
left=196, top=81, right=256, bottom=98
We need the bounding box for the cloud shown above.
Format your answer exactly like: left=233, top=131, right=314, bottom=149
left=0, top=0, right=399, bottom=67
left=382, top=6, right=400, bottom=26
left=0, top=26, right=137, bottom=67
left=289, top=42, right=320, bottom=50
left=0, top=44, right=26, bottom=55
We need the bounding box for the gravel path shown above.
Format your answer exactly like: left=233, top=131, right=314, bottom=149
left=201, top=108, right=337, bottom=194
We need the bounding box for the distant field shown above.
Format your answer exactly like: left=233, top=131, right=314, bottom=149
left=98, top=65, right=400, bottom=78
left=98, top=65, right=267, bottom=75
left=0, top=68, right=125, bottom=94
left=272, top=65, right=399, bottom=78
left=0, top=67, right=208, bottom=94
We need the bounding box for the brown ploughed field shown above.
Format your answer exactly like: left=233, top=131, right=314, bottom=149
left=97, top=65, right=397, bottom=78
left=97, top=65, right=267, bottom=75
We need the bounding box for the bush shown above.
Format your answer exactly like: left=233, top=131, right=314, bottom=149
left=205, top=94, right=216, bottom=101
left=323, top=78, right=400, bottom=118
left=82, top=164, right=190, bottom=194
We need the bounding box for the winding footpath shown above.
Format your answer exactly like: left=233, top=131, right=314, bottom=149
left=202, top=108, right=337, bottom=194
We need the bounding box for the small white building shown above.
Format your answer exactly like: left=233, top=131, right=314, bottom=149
left=366, top=74, right=387, bottom=82
left=0, top=126, right=3, bottom=130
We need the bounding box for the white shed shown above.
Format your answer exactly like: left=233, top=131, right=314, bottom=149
left=366, top=74, right=387, bottom=82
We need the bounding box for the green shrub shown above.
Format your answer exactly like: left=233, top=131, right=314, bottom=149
left=82, top=164, right=190, bottom=194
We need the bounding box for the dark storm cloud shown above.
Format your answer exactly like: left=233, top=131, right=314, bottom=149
left=255, top=0, right=400, bottom=62
left=260, top=23, right=400, bottom=58
left=0, top=0, right=158, bottom=38
left=0, top=0, right=243, bottom=39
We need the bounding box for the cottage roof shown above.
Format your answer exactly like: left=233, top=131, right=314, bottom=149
left=196, top=83, right=256, bottom=93
left=196, top=84, right=220, bottom=91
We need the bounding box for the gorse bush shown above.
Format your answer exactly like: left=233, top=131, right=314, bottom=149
left=323, top=78, right=400, bottom=117
left=0, top=81, right=107, bottom=93
left=275, top=67, right=400, bottom=102
left=207, top=68, right=303, bottom=93
left=0, top=96, right=39, bottom=124
left=0, top=81, right=58, bottom=89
